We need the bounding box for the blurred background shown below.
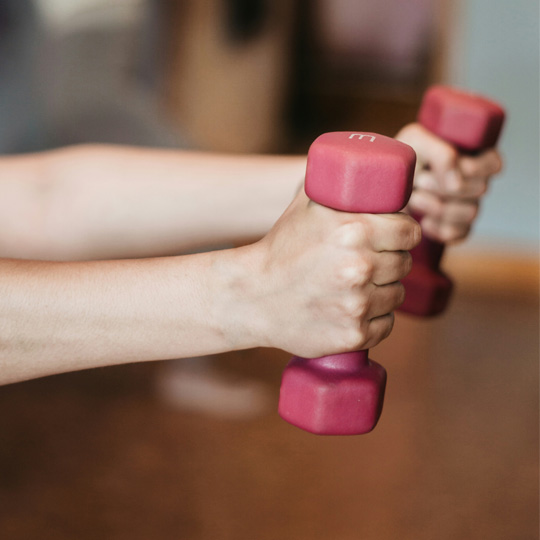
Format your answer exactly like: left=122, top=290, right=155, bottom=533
left=0, top=1, right=538, bottom=539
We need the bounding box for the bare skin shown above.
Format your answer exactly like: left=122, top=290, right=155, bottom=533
left=0, top=189, right=419, bottom=384
left=0, top=145, right=307, bottom=260
left=0, top=128, right=502, bottom=385
left=397, top=123, right=503, bottom=243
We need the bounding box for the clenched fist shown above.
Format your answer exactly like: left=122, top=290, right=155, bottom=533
left=397, top=123, right=503, bottom=243
left=246, top=188, right=421, bottom=358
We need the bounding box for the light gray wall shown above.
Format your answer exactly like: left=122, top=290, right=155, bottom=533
left=448, top=0, right=539, bottom=254
left=0, top=0, right=182, bottom=153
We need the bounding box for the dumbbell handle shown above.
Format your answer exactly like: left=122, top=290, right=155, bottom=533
left=409, top=229, right=445, bottom=268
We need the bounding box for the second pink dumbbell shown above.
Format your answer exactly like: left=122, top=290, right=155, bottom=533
left=399, top=85, right=506, bottom=316
left=278, top=132, right=416, bottom=435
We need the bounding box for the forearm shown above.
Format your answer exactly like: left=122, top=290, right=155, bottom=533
left=0, top=188, right=421, bottom=386
left=0, top=145, right=305, bottom=260
left=0, top=246, right=265, bottom=385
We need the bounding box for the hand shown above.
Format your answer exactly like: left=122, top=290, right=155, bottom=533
left=250, top=188, right=421, bottom=358
left=396, top=123, right=503, bottom=243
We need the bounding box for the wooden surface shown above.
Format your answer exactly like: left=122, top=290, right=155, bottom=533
left=0, top=264, right=537, bottom=540
left=446, top=251, right=539, bottom=297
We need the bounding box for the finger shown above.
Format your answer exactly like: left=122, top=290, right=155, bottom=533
left=367, top=281, right=406, bottom=320
left=420, top=215, right=472, bottom=244
left=364, top=213, right=422, bottom=253
left=363, top=312, right=395, bottom=350
left=414, top=169, right=466, bottom=195
left=396, top=123, right=459, bottom=189
left=459, top=149, right=503, bottom=178
left=372, top=250, right=412, bottom=286
left=409, top=190, right=479, bottom=225
left=414, top=170, right=439, bottom=192
left=414, top=170, right=491, bottom=199
left=449, top=176, right=490, bottom=198
left=397, top=123, right=459, bottom=177
left=408, top=189, right=444, bottom=219
left=441, top=199, right=479, bottom=226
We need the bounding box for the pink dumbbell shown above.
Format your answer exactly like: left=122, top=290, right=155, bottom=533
left=278, top=132, right=416, bottom=435
left=399, top=85, right=506, bottom=316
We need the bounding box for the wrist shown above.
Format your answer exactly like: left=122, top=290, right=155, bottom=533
left=210, top=242, right=271, bottom=352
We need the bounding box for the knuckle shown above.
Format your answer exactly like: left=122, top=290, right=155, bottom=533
left=342, top=327, right=365, bottom=352
left=338, top=297, right=354, bottom=317
left=336, top=221, right=368, bottom=248
left=356, top=255, right=374, bottom=283
left=338, top=265, right=362, bottom=286
left=340, top=295, right=369, bottom=319
left=338, top=256, right=373, bottom=287
left=356, top=296, right=370, bottom=318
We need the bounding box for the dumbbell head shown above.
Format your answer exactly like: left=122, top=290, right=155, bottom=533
left=279, top=132, right=416, bottom=435
left=418, top=85, right=505, bottom=153
left=279, top=352, right=387, bottom=435
left=398, top=260, right=453, bottom=316
left=305, top=132, right=416, bottom=213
